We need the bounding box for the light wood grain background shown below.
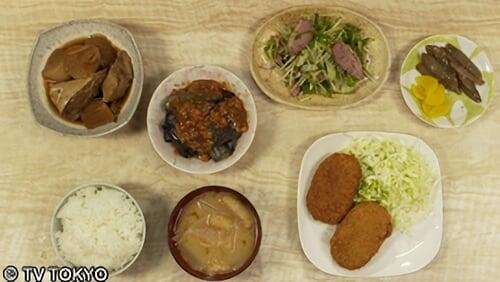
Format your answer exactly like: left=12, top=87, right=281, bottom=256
left=1, top=0, right=499, bottom=281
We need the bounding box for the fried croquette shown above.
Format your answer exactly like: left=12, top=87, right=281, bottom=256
left=306, top=153, right=362, bottom=224
left=330, top=202, right=392, bottom=270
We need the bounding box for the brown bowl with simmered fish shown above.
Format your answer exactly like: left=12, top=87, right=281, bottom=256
left=28, top=19, right=143, bottom=137
left=168, top=186, right=262, bottom=281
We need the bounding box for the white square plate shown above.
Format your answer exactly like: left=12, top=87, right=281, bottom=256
left=297, top=131, right=443, bottom=277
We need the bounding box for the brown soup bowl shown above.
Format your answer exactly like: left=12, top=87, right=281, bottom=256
left=168, top=185, right=262, bottom=281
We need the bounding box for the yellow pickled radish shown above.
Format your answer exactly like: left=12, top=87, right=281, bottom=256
left=424, top=84, right=445, bottom=106
left=422, top=98, right=450, bottom=118
left=422, top=102, right=433, bottom=117
left=411, top=84, right=426, bottom=100
left=416, top=75, right=438, bottom=92
left=412, top=75, right=451, bottom=119
left=429, top=99, right=451, bottom=117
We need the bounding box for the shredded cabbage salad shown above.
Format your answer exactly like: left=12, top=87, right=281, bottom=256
left=342, top=137, right=436, bottom=231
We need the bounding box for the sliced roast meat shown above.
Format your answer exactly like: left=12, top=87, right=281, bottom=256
left=80, top=100, right=116, bottom=129
left=63, top=44, right=101, bottom=79
left=48, top=69, right=106, bottom=121
left=84, top=35, right=117, bottom=68
left=420, top=53, right=460, bottom=93
left=445, top=44, right=483, bottom=84
left=332, top=42, right=364, bottom=80
left=42, top=48, right=71, bottom=82
left=287, top=19, right=313, bottom=56
left=102, top=50, right=133, bottom=102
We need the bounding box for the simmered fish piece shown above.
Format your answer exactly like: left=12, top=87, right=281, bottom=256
left=80, top=100, right=116, bottom=129
left=84, top=34, right=117, bottom=68
left=42, top=48, right=71, bottom=82
left=49, top=69, right=106, bottom=120
left=64, top=44, right=101, bottom=79
left=102, top=50, right=133, bottom=102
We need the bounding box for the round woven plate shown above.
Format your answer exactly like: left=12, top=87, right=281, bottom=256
left=250, top=5, right=390, bottom=110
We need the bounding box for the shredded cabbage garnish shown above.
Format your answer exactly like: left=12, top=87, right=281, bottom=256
left=342, top=137, right=436, bottom=231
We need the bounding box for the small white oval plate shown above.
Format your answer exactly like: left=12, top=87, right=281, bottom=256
left=28, top=19, right=144, bottom=137
left=147, top=65, right=257, bottom=174
left=51, top=182, right=146, bottom=277
left=297, top=131, right=443, bottom=277
left=400, top=34, right=495, bottom=128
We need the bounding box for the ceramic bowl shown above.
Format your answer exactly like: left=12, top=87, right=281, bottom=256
left=28, top=19, right=144, bottom=137
left=147, top=65, right=257, bottom=174
left=51, top=182, right=146, bottom=277
left=168, top=186, right=262, bottom=280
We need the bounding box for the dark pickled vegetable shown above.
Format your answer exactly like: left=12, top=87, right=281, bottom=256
left=445, top=44, right=483, bottom=84
left=418, top=44, right=484, bottom=103
left=420, top=53, right=460, bottom=93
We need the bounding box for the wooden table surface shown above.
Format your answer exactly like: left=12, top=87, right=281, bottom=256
left=1, top=0, right=499, bottom=281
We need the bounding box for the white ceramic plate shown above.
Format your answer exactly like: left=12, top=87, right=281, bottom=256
left=297, top=131, right=443, bottom=277
left=51, top=182, right=146, bottom=277
left=147, top=65, right=257, bottom=174
left=27, top=19, right=144, bottom=137
left=400, top=34, right=495, bottom=128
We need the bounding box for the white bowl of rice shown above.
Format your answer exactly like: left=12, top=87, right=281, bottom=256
left=51, top=183, right=146, bottom=276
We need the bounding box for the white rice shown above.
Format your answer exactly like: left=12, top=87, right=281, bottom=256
left=55, top=185, right=145, bottom=272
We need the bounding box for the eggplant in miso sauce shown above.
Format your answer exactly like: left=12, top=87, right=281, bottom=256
left=163, top=80, right=249, bottom=162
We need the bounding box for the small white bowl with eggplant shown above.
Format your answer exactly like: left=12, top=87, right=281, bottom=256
left=147, top=65, right=257, bottom=174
